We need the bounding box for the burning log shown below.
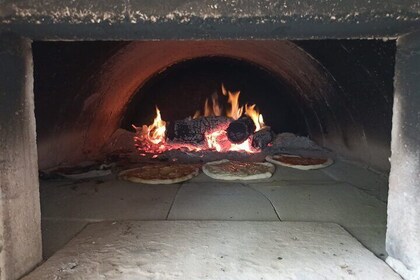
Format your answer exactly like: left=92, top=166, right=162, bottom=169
left=252, top=127, right=275, bottom=149
left=166, top=116, right=231, bottom=143
left=226, top=116, right=256, bottom=144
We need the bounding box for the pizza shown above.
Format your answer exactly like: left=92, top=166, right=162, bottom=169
left=202, top=159, right=275, bottom=180
left=265, top=154, right=333, bottom=170
left=118, top=163, right=200, bottom=184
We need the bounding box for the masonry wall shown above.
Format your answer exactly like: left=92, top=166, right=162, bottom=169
left=386, top=30, right=420, bottom=280
left=0, top=34, right=42, bottom=280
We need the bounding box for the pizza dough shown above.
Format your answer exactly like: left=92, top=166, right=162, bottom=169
left=119, top=163, right=199, bottom=184
left=265, top=154, right=333, bottom=170
left=202, top=159, right=275, bottom=180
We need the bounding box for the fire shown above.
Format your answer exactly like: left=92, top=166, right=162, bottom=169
left=133, top=107, right=167, bottom=153
left=195, top=84, right=262, bottom=124
left=134, top=84, right=265, bottom=155
left=147, top=107, right=166, bottom=144
left=212, top=93, right=223, bottom=116
left=225, top=90, right=243, bottom=120
left=201, top=92, right=223, bottom=118
left=245, top=104, right=265, bottom=131
left=205, top=130, right=228, bottom=152
left=205, top=129, right=256, bottom=153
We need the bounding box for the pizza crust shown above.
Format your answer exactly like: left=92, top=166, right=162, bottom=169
left=119, top=164, right=200, bottom=184
left=202, top=159, right=275, bottom=181
left=265, top=154, right=333, bottom=170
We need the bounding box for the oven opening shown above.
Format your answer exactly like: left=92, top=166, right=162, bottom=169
left=30, top=39, right=399, bottom=277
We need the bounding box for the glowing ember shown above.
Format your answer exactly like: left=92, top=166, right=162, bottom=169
left=205, top=129, right=256, bottom=153
left=133, top=84, right=266, bottom=155
left=205, top=129, right=230, bottom=152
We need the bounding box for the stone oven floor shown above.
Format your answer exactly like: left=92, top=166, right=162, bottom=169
left=36, top=159, right=391, bottom=278
left=25, top=221, right=400, bottom=280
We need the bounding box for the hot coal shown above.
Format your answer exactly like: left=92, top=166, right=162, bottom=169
left=252, top=127, right=275, bottom=149
left=166, top=116, right=231, bottom=143
left=226, top=116, right=256, bottom=143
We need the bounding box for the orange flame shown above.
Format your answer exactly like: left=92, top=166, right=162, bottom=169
left=147, top=107, right=166, bottom=144
left=204, top=98, right=212, bottom=117
left=193, top=110, right=201, bottom=119
left=245, top=104, right=265, bottom=131
left=226, top=90, right=243, bottom=120
left=202, top=92, right=223, bottom=117
left=212, top=93, right=222, bottom=116
left=134, top=84, right=266, bottom=155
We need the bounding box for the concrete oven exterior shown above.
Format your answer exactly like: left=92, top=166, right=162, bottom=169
left=0, top=1, right=419, bottom=279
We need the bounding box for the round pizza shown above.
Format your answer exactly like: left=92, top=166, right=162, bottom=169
left=202, top=159, right=275, bottom=180
left=265, top=154, right=333, bottom=170
left=118, top=163, right=200, bottom=184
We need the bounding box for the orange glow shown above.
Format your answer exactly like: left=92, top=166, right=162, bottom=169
left=231, top=137, right=256, bottom=153
left=205, top=129, right=256, bottom=153
left=193, top=110, right=201, bottom=119
left=204, top=98, right=212, bottom=117
left=202, top=92, right=223, bottom=118
left=226, top=90, right=243, bottom=120
left=245, top=104, right=265, bottom=131
left=221, top=83, right=228, bottom=96
left=197, top=85, right=244, bottom=120
left=133, top=84, right=265, bottom=155
left=212, top=93, right=222, bottom=116
left=147, top=107, right=166, bottom=144
left=205, top=130, right=229, bottom=152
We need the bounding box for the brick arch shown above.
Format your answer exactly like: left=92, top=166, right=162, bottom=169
left=39, top=41, right=357, bottom=168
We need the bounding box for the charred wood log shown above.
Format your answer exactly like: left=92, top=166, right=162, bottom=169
left=166, top=116, right=231, bottom=143
left=226, top=116, right=256, bottom=144
left=252, top=127, right=275, bottom=149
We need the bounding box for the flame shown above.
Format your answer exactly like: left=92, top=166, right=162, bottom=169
left=221, top=83, right=228, bottom=96
left=147, top=107, right=166, bottom=144
left=202, top=92, right=223, bottom=117
left=197, top=85, right=244, bottom=120
left=245, top=104, right=265, bottom=131
left=133, top=84, right=266, bottom=155
left=193, top=110, right=201, bottom=119
left=204, top=98, right=212, bottom=117
left=212, top=93, right=222, bottom=116
left=226, top=90, right=243, bottom=120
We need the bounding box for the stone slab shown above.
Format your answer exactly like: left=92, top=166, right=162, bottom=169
left=250, top=182, right=387, bottom=227
left=249, top=181, right=388, bottom=258
left=40, top=178, right=178, bottom=221
left=23, top=221, right=401, bottom=280
left=168, top=182, right=278, bottom=221
left=345, top=226, right=387, bottom=259
left=41, top=219, right=88, bottom=259
left=322, top=159, right=389, bottom=201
